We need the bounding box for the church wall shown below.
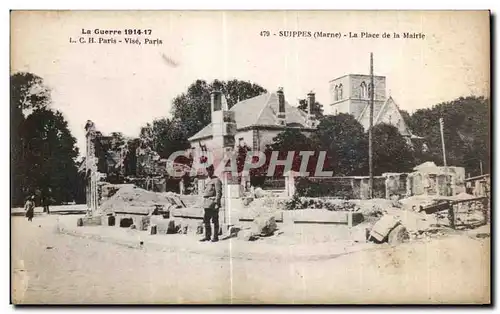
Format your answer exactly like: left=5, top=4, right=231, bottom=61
left=377, top=101, right=411, bottom=136
left=329, top=76, right=352, bottom=104
left=348, top=75, right=386, bottom=101
left=326, top=99, right=350, bottom=116
left=347, top=99, right=368, bottom=119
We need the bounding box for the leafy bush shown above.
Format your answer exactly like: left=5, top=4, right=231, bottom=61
left=295, top=177, right=355, bottom=199
left=284, top=195, right=360, bottom=212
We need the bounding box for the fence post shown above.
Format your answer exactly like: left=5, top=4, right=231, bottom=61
left=285, top=171, right=296, bottom=197
left=448, top=202, right=455, bottom=229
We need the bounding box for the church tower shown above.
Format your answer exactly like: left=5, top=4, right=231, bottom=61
left=326, top=74, right=387, bottom=119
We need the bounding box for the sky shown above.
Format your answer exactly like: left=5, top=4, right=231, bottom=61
left=11, top=11, right=489, bottom=155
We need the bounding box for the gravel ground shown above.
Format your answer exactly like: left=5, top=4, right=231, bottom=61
left=11, top=215, right=490, bottom=304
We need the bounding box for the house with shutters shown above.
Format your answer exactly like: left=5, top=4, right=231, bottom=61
left=187, top=88, right=317, bottom=152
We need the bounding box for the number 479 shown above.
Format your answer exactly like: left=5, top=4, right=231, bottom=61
left=260, top=30, right=270, bottom=37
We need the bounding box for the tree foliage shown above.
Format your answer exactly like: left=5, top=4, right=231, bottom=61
left=170, top=79, right=267, bottom=139
left=268, top=128, right=316, bottom=177
left=139, top=118, right=190, bottom=159
left=371, top=123, right=414, bottom=175
left=311, top=114, right=368, bottom=176
left=11, top=72, right=82, bottom=206
left=268, top=96, right=490, bottom=179
left=268, top=115, right=417, bottom=177
left=297, top=98, right=324, bottom=119
left=407, top=96, right=489, bottom=176
left=140, top=79, right=267, bottom=161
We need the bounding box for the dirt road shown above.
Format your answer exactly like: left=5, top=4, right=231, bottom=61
left=11, top=215, right=490, bottom=304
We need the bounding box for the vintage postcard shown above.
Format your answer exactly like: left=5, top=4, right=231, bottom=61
left=10, top=10, right=490, bottom=304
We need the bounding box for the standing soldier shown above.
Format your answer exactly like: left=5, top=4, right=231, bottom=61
left=200, top=165, right=222, bottom=242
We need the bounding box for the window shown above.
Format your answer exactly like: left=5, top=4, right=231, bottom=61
left=338, top=84, right=343, bottom=100
left=334, top=85, right=339, bottom=101
left=360, top=81, right=367, bottom=99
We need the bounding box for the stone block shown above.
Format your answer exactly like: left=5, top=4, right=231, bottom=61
left=238, top=210, right=283, bottom=223
left=119, top=217, right=134, bottom=228
left=237, top=229, right=258, bottom=241
left=131, top=216, right=150, bottom=231
left=228, top=226, right=241, bottom=237
left=196, top=222, right=204, bottom=235
left=291, top=210, right=363, bottom=227
left=78, top=215, right=103, bottom=227
left=166, top=219, right=180, bottom=234
left=149, top=224, right=157, bottom=235
left=369, top=215, right=400, bottom=242
left=388, top=224, right=409, bottom=246
left=171, top=207, right=204, bottom=220
left=252, top=214, right=277, bottom=236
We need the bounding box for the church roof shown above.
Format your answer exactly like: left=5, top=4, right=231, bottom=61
left=357, top=96, right=413, bottom=137
left=188, top=92, right=309, bottom=141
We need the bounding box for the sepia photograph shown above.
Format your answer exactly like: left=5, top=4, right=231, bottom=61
left=10, top=10, right=490, bottom=304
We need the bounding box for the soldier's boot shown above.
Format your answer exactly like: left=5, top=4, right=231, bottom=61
left=200, top=221, right=211, bottom=242
left=212, top=217, right=220, bottom=242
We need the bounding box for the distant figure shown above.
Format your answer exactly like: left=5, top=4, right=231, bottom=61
left=24, top=196, right=35, bottom=222
left=41, top=194, right=50, bottom=214
left=200, top=165, right=222, bottom=243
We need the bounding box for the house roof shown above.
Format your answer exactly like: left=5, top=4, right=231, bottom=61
left=188, top=92, right=309, bottom=141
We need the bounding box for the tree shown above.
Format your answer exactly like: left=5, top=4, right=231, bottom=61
left=219, top=79, right=267, bottom=109
left=311, top=114, right=368, bottom=176
left=408, top=96, right=489, bottom=176
left=21, top=107, right=80, bottom=204
left=109, top=132, right=126, bottom=151
left=297, top=99, right=324, bottom=119
left=138, top=79, right=267, bottom=171
left=170, top=79, right=267, bottom=139
left=372, top=123, right=414, bottom=175
left=139, top=118, right=190, bottom=160
left=11, top=72, right=81, bottom=205
left=268, top=128, right=316, bottom=177
left=11, top=72, right=51, bottom=205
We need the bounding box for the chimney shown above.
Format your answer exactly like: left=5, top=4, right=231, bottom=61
left=211, top=90, right=222, bottom=112
left=277, top=87, right=286, bottom=126
left=307, top=91, right=317, bottom=127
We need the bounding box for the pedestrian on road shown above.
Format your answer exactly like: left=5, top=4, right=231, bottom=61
left=200, top=165, right=222, bottom=242
left=42, top=193, right=50, bottom=214
left=24, top=195, right=35, bottom=222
